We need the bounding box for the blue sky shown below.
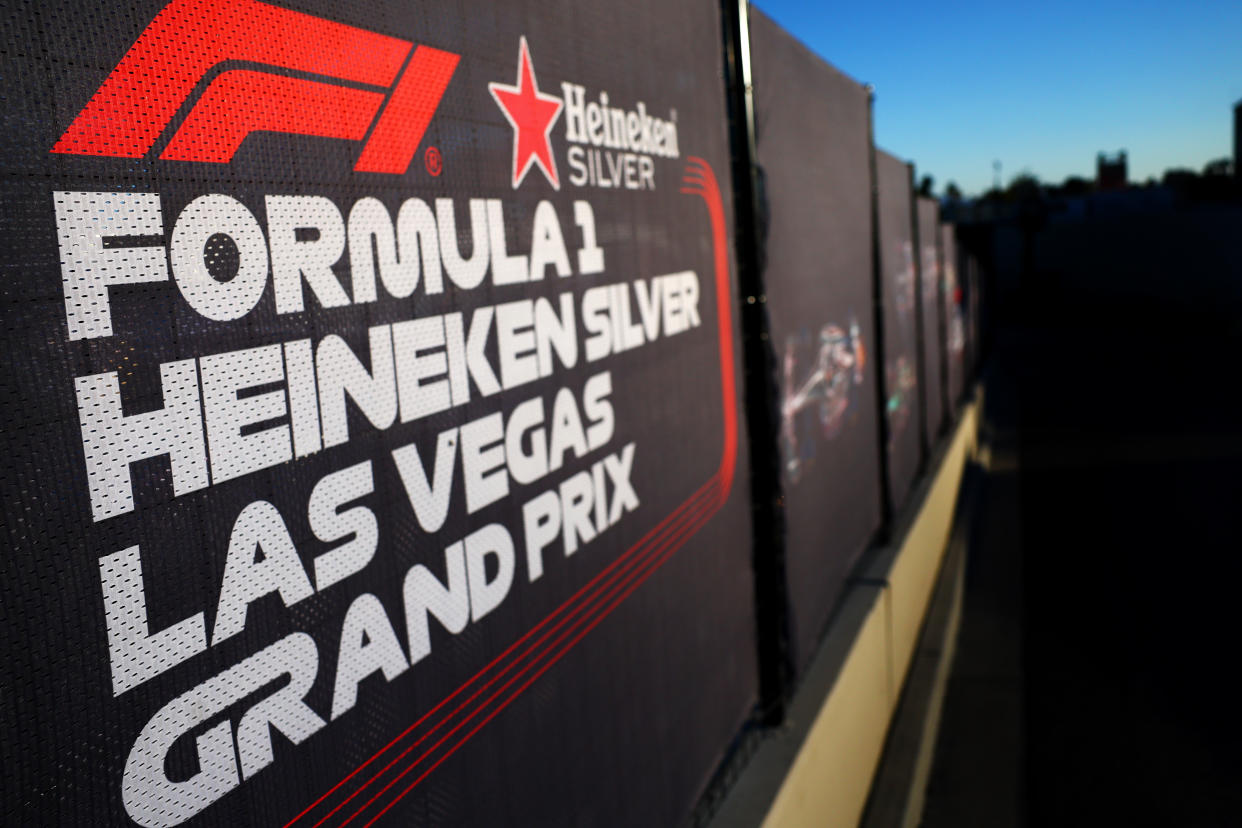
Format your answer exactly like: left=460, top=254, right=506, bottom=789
left=756, top=0, right=1242, bottom=195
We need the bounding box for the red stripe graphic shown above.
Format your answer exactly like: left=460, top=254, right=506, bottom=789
left=354, top=46, right=460, bottom=174
left=285, top=158, right=737, bottom=826
left=51, top=0, right=410, bottom=159
left=160, top=71, right=385, bottom=163
left=51, top=0, right=457, bottom=173
left=291, top=478, right=720, bottom=828
left=357, top=500, right=723, bottom=828
left=340, top=487, right=722, bottom=828
left=286, top=480, right=721, bottom=827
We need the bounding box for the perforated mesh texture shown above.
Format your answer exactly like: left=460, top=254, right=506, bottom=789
left=0, top=1, right=758, bottom=825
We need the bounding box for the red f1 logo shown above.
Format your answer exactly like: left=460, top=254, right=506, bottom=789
left=51, top=0, right=458, bottom=174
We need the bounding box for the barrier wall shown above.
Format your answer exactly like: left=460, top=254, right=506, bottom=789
left=877, top=149, right=922, bottom=512
left=748, top=7, right=881, bottom=677
left=0, top=2, right=982, bottom=825
left=0, top=1, right=759, bottom=826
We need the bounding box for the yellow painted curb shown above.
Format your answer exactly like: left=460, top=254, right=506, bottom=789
left=887, top=401, right=978, bottom=697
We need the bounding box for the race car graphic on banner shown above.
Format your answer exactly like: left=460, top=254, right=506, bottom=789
left=884, top=242, right=918, bottom=453
left=780, top=318, right=868, bottom=483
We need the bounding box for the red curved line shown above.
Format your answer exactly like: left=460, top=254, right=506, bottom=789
left=687, top=155, right=739, bottom=496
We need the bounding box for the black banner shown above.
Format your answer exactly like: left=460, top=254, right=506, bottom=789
left=941, top=224, right=965, bottom=414
left=748, top=8, right=881, bottom=674
left=916, top=197, right=943, bottom=440
left=876, top=150, right=920, bottom=511
left=0, top=1, right=758, bottom=825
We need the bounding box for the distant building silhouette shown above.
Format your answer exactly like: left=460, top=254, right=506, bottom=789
left=1097, top=150, right=1127, bottom=190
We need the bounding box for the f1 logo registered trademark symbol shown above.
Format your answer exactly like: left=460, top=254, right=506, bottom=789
left=425, top=145, right=443, bottom=176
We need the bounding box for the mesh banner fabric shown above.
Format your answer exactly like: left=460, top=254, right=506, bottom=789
left=748, top=8, right=881, bottom=677
left=0, top=1, right=759, bottom=825
left=876, top=149, right=921, bottom=512
left=916, top=196, right=944, bottom=441
left=941, top=224, right=965, bottom=415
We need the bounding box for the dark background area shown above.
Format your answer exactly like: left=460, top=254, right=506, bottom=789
left=924, top=186, right=1242, bottom=825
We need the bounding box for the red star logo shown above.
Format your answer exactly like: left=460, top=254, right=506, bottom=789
left=489, top=37, right=563, bottom=189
